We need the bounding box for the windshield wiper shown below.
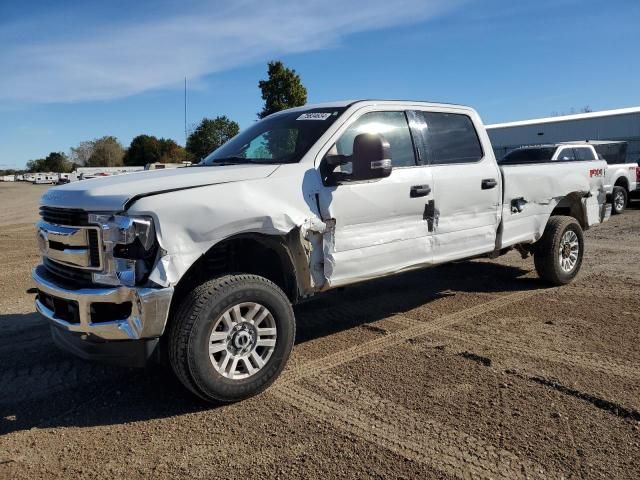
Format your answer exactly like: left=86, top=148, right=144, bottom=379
left=207, top=157, right=287, bottom=166
left=206, top=156, right=255, bottom=166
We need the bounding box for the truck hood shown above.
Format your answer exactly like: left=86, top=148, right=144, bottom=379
left=41, top=164, right=280, bottom=211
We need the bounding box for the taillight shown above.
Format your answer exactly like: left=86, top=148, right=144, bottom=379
left=636, top=167, right=640, bottom=182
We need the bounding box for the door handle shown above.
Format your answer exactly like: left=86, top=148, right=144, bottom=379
left=410, top=184, right=431, bottom=198
left=481, top=178, right=497, bottom=190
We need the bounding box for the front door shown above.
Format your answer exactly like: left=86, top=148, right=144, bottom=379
left=317, top=110, right=434, bottom=286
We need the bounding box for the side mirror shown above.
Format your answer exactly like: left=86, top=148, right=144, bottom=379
left=351, top=133, right=392, bottom=180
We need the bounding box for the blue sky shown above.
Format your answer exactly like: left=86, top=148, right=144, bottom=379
left=1, top=0, right=639, bottom=169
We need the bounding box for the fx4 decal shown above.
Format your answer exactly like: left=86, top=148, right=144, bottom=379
left=589, top=168, right=604, bottom=178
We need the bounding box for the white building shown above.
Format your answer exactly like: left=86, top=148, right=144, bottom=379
left=487, top=106, right=640, bottom=162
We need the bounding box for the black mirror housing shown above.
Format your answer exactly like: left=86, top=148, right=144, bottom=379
left=352, top=133, right=392, bottom=180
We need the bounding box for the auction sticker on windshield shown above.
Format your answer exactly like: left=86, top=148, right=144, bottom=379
left=297, top=113, right=332, bottom=120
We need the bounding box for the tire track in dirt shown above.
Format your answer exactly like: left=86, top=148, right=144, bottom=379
left=507, top=369, right=640, bottom=422
left=439, top=329, right=640, bottom=380
left=279, top=289, right=544, bottom=385
left=391, top=314, right=640, bottom=381
left=272, top=374, right=560, bottom=479
left=586, top=240, right=640, bottom=255
left=565, top=284, right=639, bottom=300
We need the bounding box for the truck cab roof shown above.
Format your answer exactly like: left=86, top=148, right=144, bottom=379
left=269, top=99, right=473, bottom=116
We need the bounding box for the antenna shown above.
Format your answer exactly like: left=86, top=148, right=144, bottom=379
left=184, top=77, right=187, bottom=146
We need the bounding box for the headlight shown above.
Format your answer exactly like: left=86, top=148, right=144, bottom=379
left=89, top=214, right=157, bottom=287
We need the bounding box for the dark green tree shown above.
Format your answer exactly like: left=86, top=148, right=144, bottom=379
left=186, top=116, right=239, bottom=160
left=25, top=152, right=71, bottom=172
left=26, top=158, right=46, bottom=173
left=124, top=135, right=188, bottom=166
left=258, top=61, right=307, bottom=119
left=123, top=135, right=162, bottom=166
left=44, top=152, right=72, bottom=172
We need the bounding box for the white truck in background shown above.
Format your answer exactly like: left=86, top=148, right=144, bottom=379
left=583, top=141, right=639, bottom=214
left=502, top=141, right=639, bottom=214
left=32, top=100, right=611, bottom=403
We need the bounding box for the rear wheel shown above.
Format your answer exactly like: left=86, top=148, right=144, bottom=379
left=612, top=186, right=627, bottom=215
left=168, top=274, right=295, bottom=403
left=534, top=216, right=584, bottom=285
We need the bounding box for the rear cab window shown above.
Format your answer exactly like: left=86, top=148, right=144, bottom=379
left=556, top=148, right=576, bottom=161
left=500, top=147, right=556, bottom=164
left=573, top=147, right=596, bottom=161
left=407, top=111, right=483, bottom=165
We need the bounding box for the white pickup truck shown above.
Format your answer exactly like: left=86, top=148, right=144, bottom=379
left=586, top=141, right=639, bottom=214
left=501, top=141, right=639, bottom=214
left=33, top=100, right=611, bottom=402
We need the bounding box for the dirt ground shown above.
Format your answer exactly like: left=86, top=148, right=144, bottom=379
left=1, top=183, right=640, bottom=479
left=0, top=183, right=49, bottom=227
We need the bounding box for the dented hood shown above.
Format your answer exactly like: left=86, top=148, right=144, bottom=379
left=40, top=164, right=279, bottom=211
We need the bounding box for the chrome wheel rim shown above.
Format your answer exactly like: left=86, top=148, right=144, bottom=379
left=208, top=302, right=277, bottom=380
left=558, top=230, right=580, bottom=273
left=614, top=191, right=625, bottom=211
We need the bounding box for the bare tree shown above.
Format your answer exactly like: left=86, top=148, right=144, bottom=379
left=69, top=141, right=95, bottom=166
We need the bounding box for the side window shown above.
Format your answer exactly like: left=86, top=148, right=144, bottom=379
left=409, top=111, right=483, bottom=165
left=333, top=111, right=416, bottom=168
left=574, top=147, right=595, bottom=161
left=557, top=148, right=576, bottom=161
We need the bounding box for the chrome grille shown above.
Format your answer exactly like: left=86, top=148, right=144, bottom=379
left=38, top=208, right=103, bottom=283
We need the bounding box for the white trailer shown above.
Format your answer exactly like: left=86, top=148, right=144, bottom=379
left=33, top=173, right=58, bottom=184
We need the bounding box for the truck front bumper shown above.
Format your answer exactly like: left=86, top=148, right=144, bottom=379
left=32, top=264, right=174, bottom=342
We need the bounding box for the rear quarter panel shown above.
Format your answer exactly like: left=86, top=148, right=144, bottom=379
left=605, top=163, right=638, bottom=193
left=499, top=160, right=607, bottom=248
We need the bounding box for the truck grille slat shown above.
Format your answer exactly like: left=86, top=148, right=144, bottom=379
left=87, top=230, right=101, bottom=267
left=39, top=207, right=89, bottom=226
left=43, top=258, right=93, bottom=286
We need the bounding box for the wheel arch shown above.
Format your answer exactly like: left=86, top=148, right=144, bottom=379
left=614, top=175, right=630, bottom=191
left=548, top=192, right=590, bottom=230
left=167, top=232, right=303, bottom=327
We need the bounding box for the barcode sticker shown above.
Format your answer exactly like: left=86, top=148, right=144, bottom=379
left=297, top=113, right=332, bottom=120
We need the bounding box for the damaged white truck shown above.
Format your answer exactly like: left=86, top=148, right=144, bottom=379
left=33, top=100, right=611, bottom=402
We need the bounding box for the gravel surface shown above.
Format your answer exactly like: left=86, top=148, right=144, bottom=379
left=0, top=183, right=49, bottom=226
left=1, top=184, right=639, bottom=479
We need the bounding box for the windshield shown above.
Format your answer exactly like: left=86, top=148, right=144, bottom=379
left=202, top=107, right=346, bottom=166
left=500, top=147, right=557, bottom=164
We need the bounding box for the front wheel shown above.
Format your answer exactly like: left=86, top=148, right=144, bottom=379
left=533, top=216, right=584, bottom=286
left=611, top=186, right=627, bottom=215
left=168, top=274, right=295, bottom=403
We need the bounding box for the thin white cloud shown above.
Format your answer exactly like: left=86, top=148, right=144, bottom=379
left=0, top=0, right=462, bottom=104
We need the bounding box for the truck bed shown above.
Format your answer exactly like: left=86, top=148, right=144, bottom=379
left=498, top=159, right=608, bottom=248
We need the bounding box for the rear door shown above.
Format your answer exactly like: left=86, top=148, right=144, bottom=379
left=409, top=109, right=501, bottom=262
